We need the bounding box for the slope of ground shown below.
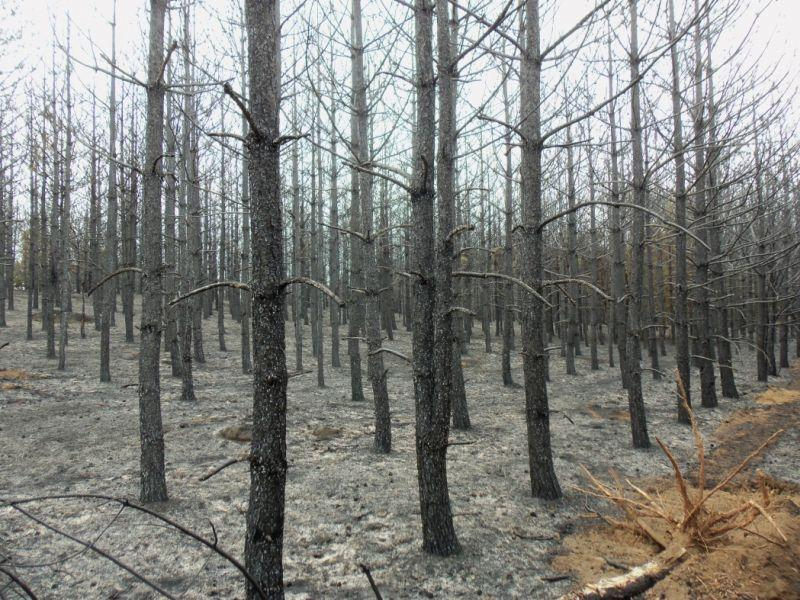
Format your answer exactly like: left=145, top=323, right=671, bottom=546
left=0, top=296, right=796, bottom=598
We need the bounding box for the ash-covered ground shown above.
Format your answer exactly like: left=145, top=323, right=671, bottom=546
left=1, top=296, right=796, bottom=599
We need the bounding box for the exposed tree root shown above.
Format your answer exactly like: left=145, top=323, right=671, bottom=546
left=564, top=369, right=787, bottom=598
left=559, top=542, right=686, bottom=600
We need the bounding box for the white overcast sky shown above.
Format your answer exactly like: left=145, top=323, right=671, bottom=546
left=7, top=0, right=800, bottom=84
left=0, top=0, right=797, bottom=221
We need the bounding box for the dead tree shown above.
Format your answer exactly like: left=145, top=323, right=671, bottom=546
left=690, top=0, right=717, bottom=408
left=622, top=0, right=651, bottom=448
left=57, top=24, right=73, bottom=371
left=242, top=0, right=289, bottom=595
left=353, top=0, right=390, bottom=452
left=519, top=0, right=562, bottom=499
left=668, top=0, right=692, bottom=422
left=100, top=0, right=118, bottom=382
left=137, top=0, right=170, bottom=504
left=410, top=0, right=461, bottom=555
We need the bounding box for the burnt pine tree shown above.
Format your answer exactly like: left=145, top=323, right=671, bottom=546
left=138, top=0, right=170, bottom=504
left=519, top=0, right=562, bottom=500
left=410, top=0, right=460, bottom=555
left=243, top=0, right=289, bottom=596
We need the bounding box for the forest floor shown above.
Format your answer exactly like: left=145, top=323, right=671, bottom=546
left=1, top=295, right=798, bottom=599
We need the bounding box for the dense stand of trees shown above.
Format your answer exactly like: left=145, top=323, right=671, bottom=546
left=2, top=0, right=799, bottom=597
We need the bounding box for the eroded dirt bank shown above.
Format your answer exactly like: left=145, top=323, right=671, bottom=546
left=552, top=365, right=800, bottom=599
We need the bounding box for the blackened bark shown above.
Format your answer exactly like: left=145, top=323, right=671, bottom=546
left=410, top=0, right=460, bottom=555
left=164, top=67, right=181, bottom=377
left=347, top=96, right=365, bottom=403
left=352, top=0, right=390, bottom=451
left=607, top=41, right=627, bottom=390
left=668, top=0, right=692, bottom=420
left=690, top=0, right=717, bottom=408
left=100, top=0, right=118, bottom=382
left=705, top=30, right=738, bottom=398
left=290, top=106, right=303, bottom=373
left=57, top=29, right=73, bottom=371
left=328, top=80, right=341, bottom=368
left=239, top=27, right=253, bottom=375
left=244, top=1, right=288, bottom=596
left=218, top=142, right=227, bottom=352
left=138, top=0, right=169, bottom=504
left=625, top=0, right=651, bottom=448
left=588, top=154, right=600, bottom=371
left=501, top=73, right=516, bottom=385
left=519, top=0, right=562, bottom=498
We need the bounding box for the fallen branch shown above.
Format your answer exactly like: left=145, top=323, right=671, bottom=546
left=559, top=544, right=687, bottom=600
left=1, top=494, right=267, bottom=599
left=0, top=565, right=39, bottom=599
left=4, top=503, right=177, bottom=599
left=199, top=454, right=250, bottom=482
left=359, top=563, right=383, bottom=600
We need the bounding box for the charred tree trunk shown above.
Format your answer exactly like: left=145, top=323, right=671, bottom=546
left=690, top=0, right=717, bottom=408
left=519, top=0, right=562, bottom=498
left=243, top=0, right=288, bottom=596
left=164, top=62, right=181, bottom=377
left=138, top=0, right=169, bottom=504
left=410, top=0, right=461, bottom=555
left=328, top=77, right=341, bottom=368
left=624, top=0, right=651, bottom=448
left=668, top=0, right=692, bottom=421
left=353, top=0, right=390, bottom=451
left=57, top=30, right=73, bottom=371
left=100, top=0, right=118, bottom=382
left=239, top=27, right=252, bottom=375
left=608, top=42, right=627, bottom=390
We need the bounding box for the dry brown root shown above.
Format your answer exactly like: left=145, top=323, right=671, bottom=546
left=565, top=370, right=788, bottom=598
left=559, top=543, right=687, bottom=600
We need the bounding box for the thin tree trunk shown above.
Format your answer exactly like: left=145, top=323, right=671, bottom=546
left=164, top=57, right=181, bottom=377
left=26, top=110, right=37, bottom=341
left=608, top=41, right=627, bottom=390
left=314, top=85, right=325, bottom=387
left=138, top=0, right=169, bottom=503
left=347, top=78, right=365, bottom=404
left=588, top=150, right=600, bottom=371
left=565, top=124, right=578, bottom=375
left=328, top=71, right=341, bottom=368
left=705, top=27, right=738, bottom=398
left=58, top=28, right=73, bottom=371
left=690, top=0, right=717, bottom=408
left=353, top=0, right=390, bottom=451
left=668, top=0, right=692, bottom=421
left=100, top=0, right=118, bottom=382
left=501, top=70, right=515, bottom=386
left=624, top=0, right=651, bottom=448
left=239, top=25, right=252, bottom=375
left=290, top=99, right=303, bottom=373
left=218, top=140, right=227, bottom=352
left=520, top=0, right=562, bottom=498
